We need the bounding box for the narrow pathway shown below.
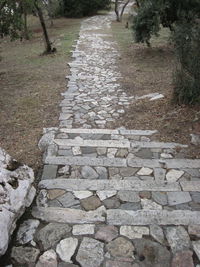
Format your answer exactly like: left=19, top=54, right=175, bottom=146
left=10, top=12, right=200, bottom=267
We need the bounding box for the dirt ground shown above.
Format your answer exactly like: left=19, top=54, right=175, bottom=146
left=0, top=16, right=82, bottom=174
left=111, top=18, right=200, bottom=159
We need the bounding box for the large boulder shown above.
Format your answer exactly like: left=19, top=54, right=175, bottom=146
left=0, top=148, right=36, bottom=256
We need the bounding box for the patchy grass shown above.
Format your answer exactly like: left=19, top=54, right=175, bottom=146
left=111, top=16, right=200, bottom=158
left=0, top=16, right=82, bottom=173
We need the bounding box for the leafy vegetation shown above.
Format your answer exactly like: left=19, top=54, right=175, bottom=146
left=132, top=0, right=200, bottom=104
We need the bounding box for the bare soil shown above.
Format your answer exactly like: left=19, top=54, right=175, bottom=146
left=0, top=16, right=82, bottom=173
left=111, top=19, right=200, bottom=158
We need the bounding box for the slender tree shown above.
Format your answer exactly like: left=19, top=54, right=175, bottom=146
left=115, top=0, right=131, bottom=22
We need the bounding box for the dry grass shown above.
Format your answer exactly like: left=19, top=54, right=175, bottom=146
left=111, top=17, right=200, bottom=158
left=0, top=16, right=82, bottom=173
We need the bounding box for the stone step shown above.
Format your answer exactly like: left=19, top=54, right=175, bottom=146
left=107, top=209, right=200, bottom=226
left=45, top=155, right=200, bottom=169
left=128, top=158, right=200, bottom=169
left=59, top=128, right=157, bottom=136
left=45, top=156, right=127, bottom=167
left=39, top=179, right=182, bottom=191
left=32, top=206, right=106, bottom=224
left=54, top=138, right=187, bottom=150
left=32, top=206, right=200, bottom=226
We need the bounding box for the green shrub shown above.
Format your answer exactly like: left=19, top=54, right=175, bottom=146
left=173, top=22, right=200, bottom=104
left=62, top=0, right=111, bottom=17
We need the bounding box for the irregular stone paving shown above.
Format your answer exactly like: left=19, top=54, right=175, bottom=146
left=8, top=10, right=200, bottom=267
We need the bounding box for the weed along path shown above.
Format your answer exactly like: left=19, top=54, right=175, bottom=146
left=8, top=11, right=200, bottom=267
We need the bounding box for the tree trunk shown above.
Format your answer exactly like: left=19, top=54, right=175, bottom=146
left=115, top=0, right=120, bottom=22
left=23, top=8, right=29, bottom=40
left=34, top=0, right=53, bottom=53
left=120, top=0, right=130, bottom=21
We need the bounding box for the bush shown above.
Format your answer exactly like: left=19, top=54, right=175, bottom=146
left=173, top=22, right=200, bottom=104
left=62, top=0, right=111, bottom=17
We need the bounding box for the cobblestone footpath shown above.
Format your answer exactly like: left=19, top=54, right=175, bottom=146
left=10, top=12, right=200, bottom=267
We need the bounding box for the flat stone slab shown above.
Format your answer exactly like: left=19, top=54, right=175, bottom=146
left=60, top=128, right=119, bottom=135
left=32, top=206, right=105, bottom=224
left=131, top=141, right=187, bottom=149
left=119, top=129, right=157, bottom=136
left=181, top=181, right=200, bottom=191
left=39, top=179, right=181, bottom=191
left=45, top=156, right=127, bottom=167
left=54, top=139, right=131, bottom=148
left=107, top=210, right=200, bottom=225
left=128, top=158, right=200, bottom=168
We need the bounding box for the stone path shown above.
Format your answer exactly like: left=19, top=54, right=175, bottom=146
left=10, top=11, right=200, bottom=267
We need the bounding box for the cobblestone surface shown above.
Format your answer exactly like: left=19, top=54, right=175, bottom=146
left=8, top=9, right=200, bottom=267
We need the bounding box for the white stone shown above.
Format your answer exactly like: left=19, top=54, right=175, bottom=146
left=96, top=191, right=117, bottom=201
left=165, top=226, right=191, bottom=253
left=72, top=147, right=82, bottom=156
left=161, top=153, right=173, bottom=159
left=107, top=148, right=118, bottom=158
left=150, top=225, right=165, bottom=244
left=141, top=199, right=162, bottom=210
left=0, top=148, right=35, bottom=256
left=72, top=224, right=95, bottom=235
left=120, top=226, right=149, bottom=239
left=137, top=167, right=153, bottom=176
left=17, top=219, right=40, bottom=245
left=166, top=170, right=184, bottom=182
left=36, top=249, right=57, bottom=267
left=56, top=238, right=78, bottom=263
left=38, top=130, right=56, bottom=152
left=73, top=191, right=93, bottom=199
left=58, top=165, right=70, bottom=175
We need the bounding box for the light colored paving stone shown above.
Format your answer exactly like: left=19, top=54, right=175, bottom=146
left=131, top=141, right=187, bottom=149
left=39, top=179, right=181, bottom=191
left=72, top=224, right=95, bottom=235
left=166, top=169, right=184, bottom=182
left=188, top=225, right=200, bottom=237
left=32, top=206, right=106, bottom=224
left=76, top=237, right=104, bottom=267
left=56, top=238, right=78, bottom=263
left=141, top=199, right=163, bottom=210
left=128, top=158, right=200, bottom=168
left=73, top=191, right=93, bottom=199
left=45, top=156, right=127, bottom=167
left=107, top=210, right=200, bottom=225
left=181, top=181, right=200, bottom=191
left=96, top=191, right=117, bottom=201
left=60, top=128, right=119, bottom=135
left=150, top=224, right=165, bottom=244
left=36, top=249, right=57, bottom=267
left=165, top=226, right=191, bottom=253
left=118, top=191, right=140, bottom=202
left=120, top=226, right=149, bottom=239
left=17, top=219, right=40, bottom=245
left=137, top=167, right=153, bottom=176
left=95, top=226, right=118, bottom=242
left=167, top=192, right=192, bottom=206
left=119, top=129, right=157, bottom=136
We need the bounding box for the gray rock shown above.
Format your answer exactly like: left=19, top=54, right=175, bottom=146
left=56, top=237, right=78, bottom=263
left=119, top=167, right=138, bottom=177
left=95, top=167, right=108, bottom=179
left=188, top=225, right=200, bottom=237
left=103, top=196, right=121, bottom=209
left=192, top=240, right=200, bottom=260
left=95, top=226, right=118, bottom=242
left=81, top=196, right=102, bottom=211
left=118, top=191, right=140, bottom=203
left=52, top=192, right=80, bottom=208
left=116, top=149, right=129, bottom=158
left=165, top=226, right=191, bottom=253
left=106, top=237, right=135, bottom=257
left=150, top=225, right=165, bottom=244
left=38, top=130, right=56, bottom=152
left=42, top=165, right=58, bottom=180
left=17, top=219, right=40, bottom=245
left=36, top=249, right=57, bottom=267
left=81, top=166, right=99, bottom=179
left=190, top=192, right=200, bottom=203
left=152, top=192, right=168, bottom=205
left=105, top=261, right=137, bottom=267
left=120, top=202, right=141, bottom=211
left=76, top=237, right=104, bottom=267
left=135, top=149, right=153, bottom=159
left=72, top=224, right=95, bottom=235
left=120, top=226, right=149, bottom=239
left=167, top=192, right=192, bottom=206
left=36, top=223, right=71, bottom=250
left=190, top=134, right=200, bottom=145
left=11, top=246, right=40, bottom=265
left=171, top=250, right=194, bottom=267
left=133, top=238, right=171, bottom=267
